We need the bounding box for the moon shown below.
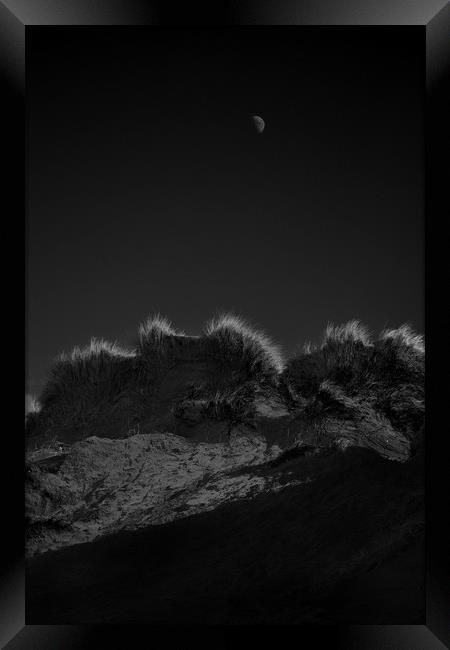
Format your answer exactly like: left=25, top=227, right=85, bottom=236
left=252, top=115, right=265, bottom=134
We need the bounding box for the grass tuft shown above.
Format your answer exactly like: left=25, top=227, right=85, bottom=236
left=65, top=338, right=136, bottom=362
left=205, top=313, right=285, bottom=382
left=137, top=314, right=184, bottom=359
left=201, top=384, right=257, bottom=435
left=379, top=324, right=424, bottom=355
left=322, top=320, right=373, bottom=347
left=284, top=321, right=424, bottom=441
left=285, top=321, right=373, bottom=399
left=38, top=338, right=136, bottom=415
left=25, top=394, right=41, bottom=436
left=303, top=341, right=318, bottom=355
left=25, top=394, right=41, bottom=416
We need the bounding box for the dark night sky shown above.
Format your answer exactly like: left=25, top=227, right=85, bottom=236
left=27, top=27, right=424, bottom=393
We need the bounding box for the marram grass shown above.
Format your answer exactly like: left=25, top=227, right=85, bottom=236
left=205, top=313, right=285, bottom=381
left=28, top=315, right=424, bottom=445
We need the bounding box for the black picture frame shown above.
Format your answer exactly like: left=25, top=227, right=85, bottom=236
left=2, top=1, right=449, bottom=647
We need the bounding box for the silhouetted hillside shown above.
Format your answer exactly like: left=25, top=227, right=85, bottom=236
left=25, top=315, right=424, bottom=623
left=26, top=315, right=423, bottom=454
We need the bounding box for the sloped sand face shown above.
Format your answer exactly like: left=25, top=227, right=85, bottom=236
left=26, top=430, right=292, bottom=556
left=26, top=402, right=412, bottom=558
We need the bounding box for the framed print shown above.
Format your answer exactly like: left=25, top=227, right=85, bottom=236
left=1, top=0, right=449, bottom=647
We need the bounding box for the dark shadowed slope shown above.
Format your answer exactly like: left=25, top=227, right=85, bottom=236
left=27, top=444, right=424, bottom=624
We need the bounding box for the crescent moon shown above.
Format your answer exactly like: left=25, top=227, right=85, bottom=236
left=252, top=115, right=265, bottom=134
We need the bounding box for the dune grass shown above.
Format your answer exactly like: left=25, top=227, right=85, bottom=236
left=200, top=383, right=257, bottom=434
left=28, top=314, right=423, bottom=446
left=137, top=314, right=185, bottom=359
left=284, top=321, right=424, bottom=440
left=322, top=320, right=373, bottom=347
left=204, top=313, right=285, bottom=383
left=285, top=321, right=423, bottom=395
left=25, top=395, right=41, bottom=436
left=30, top=338, right=137, bottom=438
left=39, top=338, right=135, bottom=406
left=380, top=324, right=424, bottom=355
left=284, top=320, right=374, bottom=399
left=29, top=312, right=285, bottom=441
left=25, top=394, right=41, bottom=415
